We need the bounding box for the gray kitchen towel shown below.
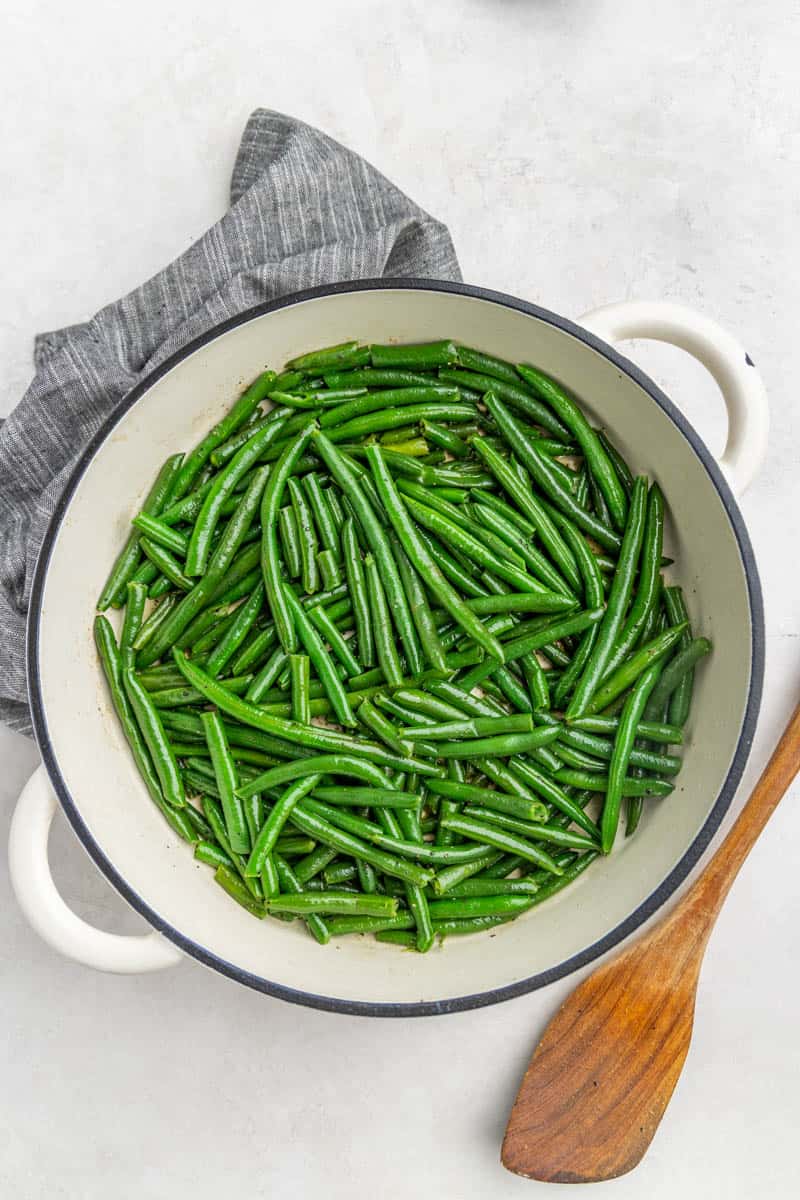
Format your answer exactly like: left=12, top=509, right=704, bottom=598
left=0, top=109, right=461, bottom=735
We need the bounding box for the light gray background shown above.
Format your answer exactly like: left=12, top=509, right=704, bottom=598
left=2, top=2, right=798, bottom=1197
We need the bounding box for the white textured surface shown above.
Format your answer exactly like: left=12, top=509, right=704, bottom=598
left=1, top=1, right=798, bottom=1196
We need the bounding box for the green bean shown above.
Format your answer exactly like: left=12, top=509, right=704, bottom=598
left=139, top=538, right=193, bottom=591
left=401, top=494, right=543, bottom=593
left=289, top=654, right=311, bottom=724
left=272, top=854, right=330, bottom=943
left=316, top=548, right=342, bottom=591
left=201, top=710, right=249, bottom=853
left=287, top=476, right=319, bottom=595
left=516, top=363, right=628, bottom=529
left=302, top=473, right=340, bottom=556
left=463, top=806, right=599, bottom=851
left=446, top=878, right=541, bottom=897
left=120, top=582, right=148, bottom=652
left=425, top=895, right=535, bottom=920
left=169, top=371, right=276, bottom=504
left=237, top=753, right=394, bottom=800
left=554, top=723, right=681, bottom=774
left=370, top=340, right=459, bottom=370
left=244, top=647, right=288, bottom=703
left=412, top=727, right=559, bottom=759
left=586, top=623, right=687, bottom=714
left=402, top=713, right=535, bottom=741
left=214, top=865, right=265, bottom=917
left=205, top=582, right=264, bottom=679
left=289, top=804, right=434, bottom=887
left=341, top=517, right=374, bottom=670
left=324, top=367, right=433, bottom=388
left=485, top=756, right=601, bottom=840
left=327, top=402, right=474, bottom=444
left=195, top=840, right=235, bottom=870
left=293, top=845, right=339, bottom=885
left=661, top=587, right=697, bottom=726
left=242, top=792, right=266, bottom=847
left=278, top=506, right=302, bottom=578
left=470, top=437, right=581, bottom=592
left=601, top=660, right=663, bottom=852
left=244, top=775, right=320, bottom=876
left=396, top=479, right=527, bottom=570
left=554, top=768, right=674, bottom=797
left=644, top=636, right=712, bottom=722
left=365, top=444, right=505, bottom=661
left=439, top=814, right=563, bottom=874
left=416, top=527, right=489, bottom=599
left=565, top=477, right=648, bottom=718
left=323, top=862, right=359, bottom=886
left=312, top=433, right=424, bottom=672
left=303, top=799, right=489, bottom=864
left=437, top=368, right=569, bottom=439
left=430, top=849, right=507, bottom=895
left=312, top=787, right=420, bottom=808
left=131, top=513, right=189, bottom=557
left=596, top=430, right=634, bottom=498
left=420, top=419, right=469, bottom=458
left=571, top=714, right=683, bottom=745
left=265, top=892, right=398, bottom=917
left=469, top=496, right=576, bottom=598
left=364, top=554, right=405, bottom=687
left=606, top=486, right=665, bottom=678
left=485, top=394, right=620, bottom=551
left=426, top=778, right=548, bottom=823
left=356, top=697, right=408, bottom=755
left=390, top=533, right=448, bottom=672
left=288, top=342, right=371, bottom=373
left=456, top=345, right=522, bottom=386
left=94, top=618, right=196, bottom=840
left=97, top=454, right=184, bottom=609
left=139, top=470, right=269, bottom=667
left=306, top=603, right=360, bottom=677
left=260, top=421, right=316, bottom=653
left=326, top=913, right=416, bottom=936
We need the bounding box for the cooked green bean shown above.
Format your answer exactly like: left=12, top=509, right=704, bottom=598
left=97, top=454, right=184, bottom=610
left=201, top=710, right=249, bottom=853
left=260, top=421, right=316, bottom=653
left=644, top=636, right=712, bottom=723
left=98, top=338, right=713, bottom=950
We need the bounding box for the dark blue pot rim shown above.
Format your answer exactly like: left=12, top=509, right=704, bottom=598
left=26, top=278, right=764, bottom=1018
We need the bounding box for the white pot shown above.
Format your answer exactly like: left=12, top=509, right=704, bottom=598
left=9, top=281, right=767, bottom=1015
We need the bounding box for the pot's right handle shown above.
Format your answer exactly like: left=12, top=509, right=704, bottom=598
left=9, top=765, right=183, bottom=973
left=577, top=301, right=769, bottom=497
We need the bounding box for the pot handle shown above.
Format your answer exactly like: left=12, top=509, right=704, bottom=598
left=577, top=300, right=768, bottom=496
left=9, top=765, right=183, bottom=973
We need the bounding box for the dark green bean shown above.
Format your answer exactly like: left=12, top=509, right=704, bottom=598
left=97, top=454, right=184, bottom=609
left=438, top=368, right=570, bottom=439
left=260, top=421, right=316, bottom=653
left=601, top=661, right=663, bottom=852
left=565, top=477, right=648, bottom=718
left=290, top=654, right=311, bottom=724
left=644, top=636, right=712, bottom=722
left=201, top=710, right=249, bottom=853
left=586, top=622, right=687, bottom=714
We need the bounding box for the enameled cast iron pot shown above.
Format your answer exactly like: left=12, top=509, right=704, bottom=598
left=9, top=281, right=768, bottom=1016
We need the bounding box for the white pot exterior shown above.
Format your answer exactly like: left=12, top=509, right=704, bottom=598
left=22, top=282, right=764, bottom=1014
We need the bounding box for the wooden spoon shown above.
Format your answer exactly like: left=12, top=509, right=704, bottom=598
left=502, top=700, right=800, bottom=1183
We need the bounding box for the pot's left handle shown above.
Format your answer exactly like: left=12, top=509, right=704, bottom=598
left=9, top=765, right=183, bottom=973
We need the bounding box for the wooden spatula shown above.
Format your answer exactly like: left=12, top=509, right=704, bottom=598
left=502, top=700, right=800, bottom=1183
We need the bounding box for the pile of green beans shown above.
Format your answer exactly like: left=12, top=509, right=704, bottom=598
left=95, top=338, right=712, bottom=951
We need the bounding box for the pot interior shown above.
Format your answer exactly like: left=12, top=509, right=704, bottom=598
left=32, top=285, right=760, bottom=1011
